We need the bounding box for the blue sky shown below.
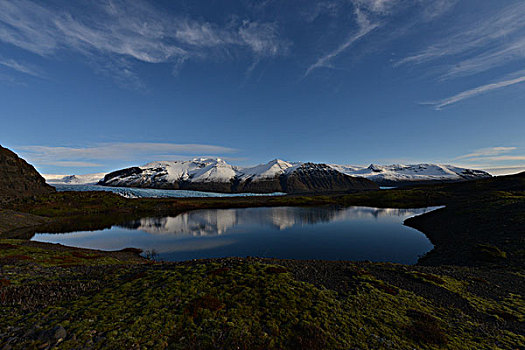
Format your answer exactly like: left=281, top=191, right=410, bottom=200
left=0, top=0, right=524, bottom=175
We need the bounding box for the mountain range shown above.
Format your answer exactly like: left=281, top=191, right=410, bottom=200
left=96, top=158, right=379, bottom=194
left=43, top=158, right=492, bottom=194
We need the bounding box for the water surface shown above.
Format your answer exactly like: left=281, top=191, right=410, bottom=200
left=32, top=206, right=439, bottom=264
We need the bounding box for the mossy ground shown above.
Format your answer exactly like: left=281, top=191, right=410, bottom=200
left=1, top=247, right=523, bottom=349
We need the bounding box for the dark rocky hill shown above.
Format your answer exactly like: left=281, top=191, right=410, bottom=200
left=0, top=145, right=55, bottom=205
left=281, top=163, right=378, bottom=193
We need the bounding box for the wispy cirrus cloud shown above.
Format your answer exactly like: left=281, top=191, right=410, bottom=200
left=16, top=142, right=238, bottom=169
left=304, top=8, right=380, bottom=77
left=396, top=1, right=525, bottom=110
left=353, top=0, right=398, bottom=14
left=441, top=38, right=525, bottom=80
left=481, top=165, right=525, bottom=176
left=396, top=2, right=525, bottom=78
left=38, top=161, right=103, bottom=168
left=455, top=147, right=517, bottom=160
left=0, top=56, right=43, bottom=77
left=303, top=0, right=457, bottom=78
left=425, top=74, right=525, bottom=110
left=454, top=147, right=525, bottom=175
left=479, top=156, right=525, bottom=161
left=0, top=0, right=288, bottom=87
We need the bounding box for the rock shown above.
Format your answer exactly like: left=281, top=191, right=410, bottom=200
left=53, top=325, right=66, bottom=341
left=0, top=145, right=55, bottom=204
left=281, top=163, right=378, bottom=193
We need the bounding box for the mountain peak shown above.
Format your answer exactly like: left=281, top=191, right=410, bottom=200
left=367, top=164, right=384, bottom=172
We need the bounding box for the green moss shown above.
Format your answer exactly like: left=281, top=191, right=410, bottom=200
left=1, top=260, right=523, bottom=349
left=406, top=271, right=446, bottom=286
left=418, top=273, right=525, bottom=324
left=0, top=239, right=130, bottom=267
left=474, top=244, right=507, bottom=261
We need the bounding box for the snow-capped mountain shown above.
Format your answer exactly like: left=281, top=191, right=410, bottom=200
left=51, top=159, right=491, bottom=193
left=98, top=158, right=378, bottom=194
left=329, top=163, right=491, bottom=186
left=44, top=173, right=107, bottom=185
left=239, top=159, right=295, bottom=180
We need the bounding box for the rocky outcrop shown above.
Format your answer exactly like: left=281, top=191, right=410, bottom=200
left=0, top=145, right=55, bottom=204
left=281, top=163, right=378, bottom=193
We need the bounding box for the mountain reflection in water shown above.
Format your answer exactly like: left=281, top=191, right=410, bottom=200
left=32, top=206, right=440, bottom=264
left=119, top=207, right=434, bottom=236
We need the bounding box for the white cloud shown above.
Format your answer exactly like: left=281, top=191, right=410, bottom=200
left=353, top=0, right=398, bottom=14
left=0, top=0, right=288, bottom=85
left=442, top=37, right=525, bottom=80
left=301, top=1, right=341, bottom=22
left=304, top=8, right=380, bottom=77
left=453, top=147, right=525, bottom=175
left=0, top=56, right=43, bottom=77
left=455, top=147, right=517, bottom=160
left=38, top=161, right=103, bottom=167
left=16, top=142, right=238, bottom=167
left=419, top=0, right=458, bottom=20
left=471, top=156, right=525, bottom=162
left=0, top=1, right=59, bottom=55
left=426, top=74, right=525, bottom=110
left=481, top=166, right=525, bottom=176
left=239, top=21, right=286, bottom=57
left=396, top=2, right=525, bottom=78
left=354, top=0, right=457, bottom=19
left=302, top=0, right=457, bottom=78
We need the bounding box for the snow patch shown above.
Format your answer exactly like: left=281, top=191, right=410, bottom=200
left=329, top=163, right=491, bottom=183
left=44, top=173, right=106, bottom=185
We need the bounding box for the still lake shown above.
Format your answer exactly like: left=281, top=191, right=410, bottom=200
left=32, top=206, right=439, bottom=264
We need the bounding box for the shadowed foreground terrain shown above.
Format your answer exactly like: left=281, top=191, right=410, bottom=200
left=0, top=173, right=524, bottom=348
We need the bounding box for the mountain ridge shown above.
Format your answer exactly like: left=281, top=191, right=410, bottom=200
left=97, top=158, right=379, bottom=194
left=43, top=158, right=492, bottom=189
left=330, top=163, right=491, bottom=186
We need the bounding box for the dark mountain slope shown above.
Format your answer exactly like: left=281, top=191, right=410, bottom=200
left=0, top=145, right=55, bottom=205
